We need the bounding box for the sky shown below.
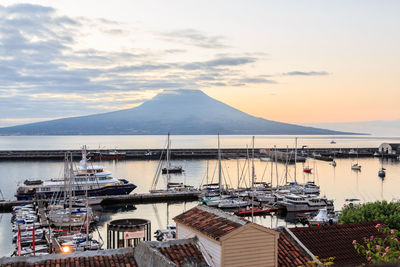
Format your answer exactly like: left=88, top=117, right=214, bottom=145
left=0, top=0, right=399, bottom=127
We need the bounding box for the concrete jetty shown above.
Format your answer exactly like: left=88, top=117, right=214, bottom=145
left=0, top=147, right=381, bottom=161
left=0, top=192, right=201, bottom=212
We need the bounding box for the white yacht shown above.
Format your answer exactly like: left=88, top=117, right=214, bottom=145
left=279, top=194, right=334, bottom=212
left=15, top=147, right=136, bottom=200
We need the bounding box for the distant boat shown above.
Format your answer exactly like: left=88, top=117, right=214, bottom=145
left=162, top=133, right=184, bottom=175
left=378, top=168, right=386, bottom=178
left=303, top=166, right=312, bottom=173
left=351, top=148, right=361, bottom=171
left=162, top=166, right=184, bottom=174
left=349, top=149, right=357, bottom=156
left=351, top=163, right=361, bottom=171
left=330, top=140, right=336, bottom=144
left=93, top=150, right=126, bottom=160
left=331, top=160, right=337, bottom=167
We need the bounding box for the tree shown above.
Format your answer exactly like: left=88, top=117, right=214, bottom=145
left=339, top=201, right=400, bottom=230
left=354, top=223, right=400, bottom=264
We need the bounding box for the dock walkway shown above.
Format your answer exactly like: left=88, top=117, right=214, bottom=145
left=0, top=192, right=201, bottom=212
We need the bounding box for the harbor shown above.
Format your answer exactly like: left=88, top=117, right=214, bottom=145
left=0, top=136, right=400, bottom=259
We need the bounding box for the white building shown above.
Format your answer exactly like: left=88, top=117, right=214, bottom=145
left=378, top=143, right=400, bottom=155
left=173, top=205, right=279, bottom=267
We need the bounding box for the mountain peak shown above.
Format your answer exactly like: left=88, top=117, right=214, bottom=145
left=0, top=90, right=354, bottom=135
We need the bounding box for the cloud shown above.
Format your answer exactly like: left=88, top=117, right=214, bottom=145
left=160, top=29, right=227, bottom=49
left=283, top=71, right=329, bottom=76
left=238, top=78, right=276, bottom=84
left=0, top=3, right=269, bottom=125
left=181, top=56, right=256, bottom=70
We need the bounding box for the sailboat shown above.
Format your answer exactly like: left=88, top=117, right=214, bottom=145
left=162, top=133, right=184, bottom=174
left=378, top=154, right=386, bottom=178
left=150, top=134, right=195, bottom=193
left=331, top=160, right=337, bottom=167
left=351, top=149, right=361, bottom=171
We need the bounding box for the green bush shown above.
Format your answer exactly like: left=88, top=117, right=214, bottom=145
left=339, top=201, right=400, bottom=230
left=354, top=224, right=400, bottom=264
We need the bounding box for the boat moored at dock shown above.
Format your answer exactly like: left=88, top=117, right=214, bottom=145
left=15, top=147, right=136, bottom=200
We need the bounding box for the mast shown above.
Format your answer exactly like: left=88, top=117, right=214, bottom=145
left=206, top=160, right=209, bottom=186
left=285, top=145, right=289, bottom=184
left=237, top=159, right=240, bottom=190
left=246, top=145, right=250, bottom=189
left=166, top=133, right=170, bottom=189
left=274, top=146, right=278, bottom=188
left=218, top=134, right=222, bottom=196
left=251, top=136, right=255, bottom=222
left=294, top=137, right=298, bottom=183
left=63, top=153, right=68, bottom=203
left=270, top=149, right=273, bottom=187
left=251, top=137, right=255, bottom=190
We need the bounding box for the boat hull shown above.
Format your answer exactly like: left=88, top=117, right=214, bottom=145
left=16, top=183, right=137, bottom=200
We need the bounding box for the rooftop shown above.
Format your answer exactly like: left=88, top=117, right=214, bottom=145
left=288, top=221, right=382, bottom=266
left=173, top=205, right=248, bottom=240
left=134, top=238, right=208, bottom=267
left=278, top=231, right=312, bottom=267
left=0, top=248, right=136, bottom=267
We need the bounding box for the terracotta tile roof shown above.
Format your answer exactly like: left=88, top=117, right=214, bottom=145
left=134, top=238, right=208, bottom=267
left=173, top=205, right=247, bottom=240
left=0, top=248, right=136, bottom=267
left=157, top=241, right=207, bottom=266
left=278, top=231, right=312, bottom=267
left=289, top=221, right=383, bottom=266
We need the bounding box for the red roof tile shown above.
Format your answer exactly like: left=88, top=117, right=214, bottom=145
left=0, top=248, right=137, bottom=267
left=289, top=221, right=383, bottom=266
left=157, top=243, right=207, bottom=266
left=173, top=205, right=247, bottom=240
left=278, top=232, right=312, bottom=267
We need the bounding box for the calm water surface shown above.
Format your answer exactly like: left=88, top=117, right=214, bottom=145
left=0, top=135, right=400, bottom=256
left=1, top=134, right=400, bottom=150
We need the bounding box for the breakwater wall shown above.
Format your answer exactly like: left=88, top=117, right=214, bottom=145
left=0, top=147, right=383, bottom=161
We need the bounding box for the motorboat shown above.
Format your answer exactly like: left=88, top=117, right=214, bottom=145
left=92, top=150, right=126, bottom=160
left=218, top=199, right=250, bottom=209
left=201, top=195, right=232, bottom=207
left=234, top=206, right=276, bottom=217
left=13, top=222, right=41, bottom=232
left=20, top=245, right=48, bottom=256
left=303, top=167, right=312, bottom=174
left=255, top=192, right=276, bottom=203
left=279, top=194, right=334, bottom=212
left=331, top=160, right=337, bottom=167
left=15, top=147, right=136, bottom=200
left=154, top=225, right=176, bottom=241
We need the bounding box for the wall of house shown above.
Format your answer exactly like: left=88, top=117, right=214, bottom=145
left=221, top=226, right=278, bottom=267
left=176, top=224, right=221, bottom=267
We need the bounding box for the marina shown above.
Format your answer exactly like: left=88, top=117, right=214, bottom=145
left=0, top=135, right=400, bottom=258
